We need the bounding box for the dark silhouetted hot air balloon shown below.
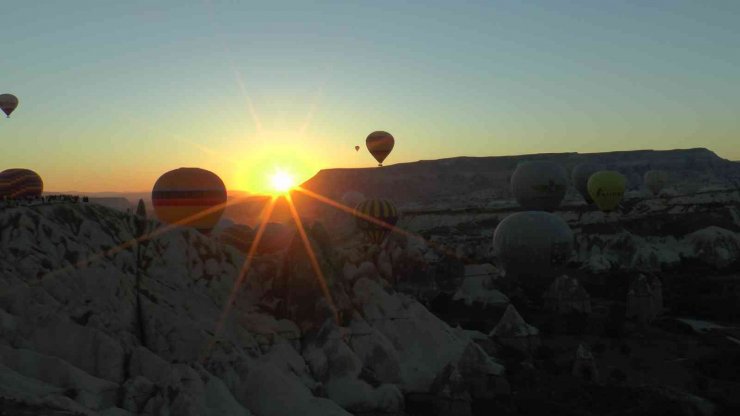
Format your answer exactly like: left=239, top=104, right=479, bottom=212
left=219, top=224, right=255, bottom=252
left=355, top=198, right=399, bottom=244
left=588, top=171, right=626, bottom=212
left=644, top=170, right=669, bottom=196
left=0, top=94, right=18, bottom=118
left=366, top=131, right=394, bottom=167
left=355, top=146, right=360, bottom=152
left=571, top=162, right=605, bottom=204
left=151, top=167, right=227, bottom=235
left=511, top=161, right=568, bottom=211
left=0, top=169, right=43, bottom=199
left=493, top=211, right=573, bottom=280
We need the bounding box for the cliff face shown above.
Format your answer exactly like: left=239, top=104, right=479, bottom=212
left=300, top=148, right=740, bottom=209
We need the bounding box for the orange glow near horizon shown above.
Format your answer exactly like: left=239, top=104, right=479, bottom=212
left=268, top=170, right=296, bottom=195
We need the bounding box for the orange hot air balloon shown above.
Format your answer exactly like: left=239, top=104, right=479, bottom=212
left=0, top=94, right=19, bottom=118
left=152, top=168, right=227, bottom=235
left=0, top=168, right=43, bottom=198
left=366, top=131, right=394, bottom=167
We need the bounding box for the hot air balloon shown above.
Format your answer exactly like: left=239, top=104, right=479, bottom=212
left=644, top=170, right=669, bottom=196
left=511, top=161, right=568, bottom=211
left=151, top=167, right=227, bottom=235
left=493, top=211, right=574, bottom=280
left=355, top=146, right=360, bottom=152
left=355, top=198, right=399, bottom=244
left=571, top=162, right=605, bottom=204
left=219, top=224, right=255, bottom=252
left=0, top=169, right=43, bottom=199
left=587, top=171, right=626, bottom=212
left=366, top=131, right=394, bottom=167
left=0, top=94, right=18, bottom=118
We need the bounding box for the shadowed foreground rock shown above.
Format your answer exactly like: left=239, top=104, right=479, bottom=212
left=0, top=203, right=508, bottom=415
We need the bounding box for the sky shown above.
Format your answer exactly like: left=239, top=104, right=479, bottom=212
left=1, top=0, right=738, bottom=193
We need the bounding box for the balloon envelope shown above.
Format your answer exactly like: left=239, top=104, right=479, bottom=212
left=366, top=131, right=394, bottom=166
left=571, top=162, right=605, bottom=204
left=644, top=170, right=669, bottom=195
left=511, top=161, right=568, bottom=211
left=493, top=211, right=574, bottom=279
left=587, top=171, right=626, bottom=212
left=355, top=198, right=399, bottom=244
left=152, top=167, right=227, bottom=235
left=0, top=168, right=43, bottom=199
left=0, top=94, right=18, bottom=117
left=355, top=146, right=360, bottom=152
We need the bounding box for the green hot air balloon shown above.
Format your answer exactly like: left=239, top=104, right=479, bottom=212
left=511, top=161, right=568, bottom=211
left=587, top=171, right=626, bottom=213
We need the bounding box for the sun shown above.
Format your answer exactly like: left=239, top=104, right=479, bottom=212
left=270, top=170, right=296, bottom=194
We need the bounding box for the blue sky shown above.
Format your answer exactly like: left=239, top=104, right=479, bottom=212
left=1, top=0, right=738, bottom=192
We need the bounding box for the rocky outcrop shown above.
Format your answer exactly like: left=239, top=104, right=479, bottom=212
left=0, top=203, right=509, bottom=415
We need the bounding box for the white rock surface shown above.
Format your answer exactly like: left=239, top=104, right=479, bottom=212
left=0, top=203, right=509, bottom=414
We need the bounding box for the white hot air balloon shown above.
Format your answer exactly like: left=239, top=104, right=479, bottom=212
left=511, top=161, right=568, bottom=211
left=644, top=170, right=670, bottom=196
left=493, top=211, right=574, bottom=281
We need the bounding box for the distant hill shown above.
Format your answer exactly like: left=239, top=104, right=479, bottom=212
left=88, top=197, right=132, bottom=212
left=299, top=148, right=740, bottom=210
left=44, top=148, right=740, bottom=224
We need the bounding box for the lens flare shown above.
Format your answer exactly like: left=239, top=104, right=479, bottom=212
left=270, top=170, right=295, bottom=194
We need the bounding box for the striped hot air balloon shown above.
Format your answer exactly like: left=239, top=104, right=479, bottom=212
left=151, top=168, right=227, bottom=235
left=354, top=198, right=399, bottom=244
left=0, top=169, right=43, bottom=199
